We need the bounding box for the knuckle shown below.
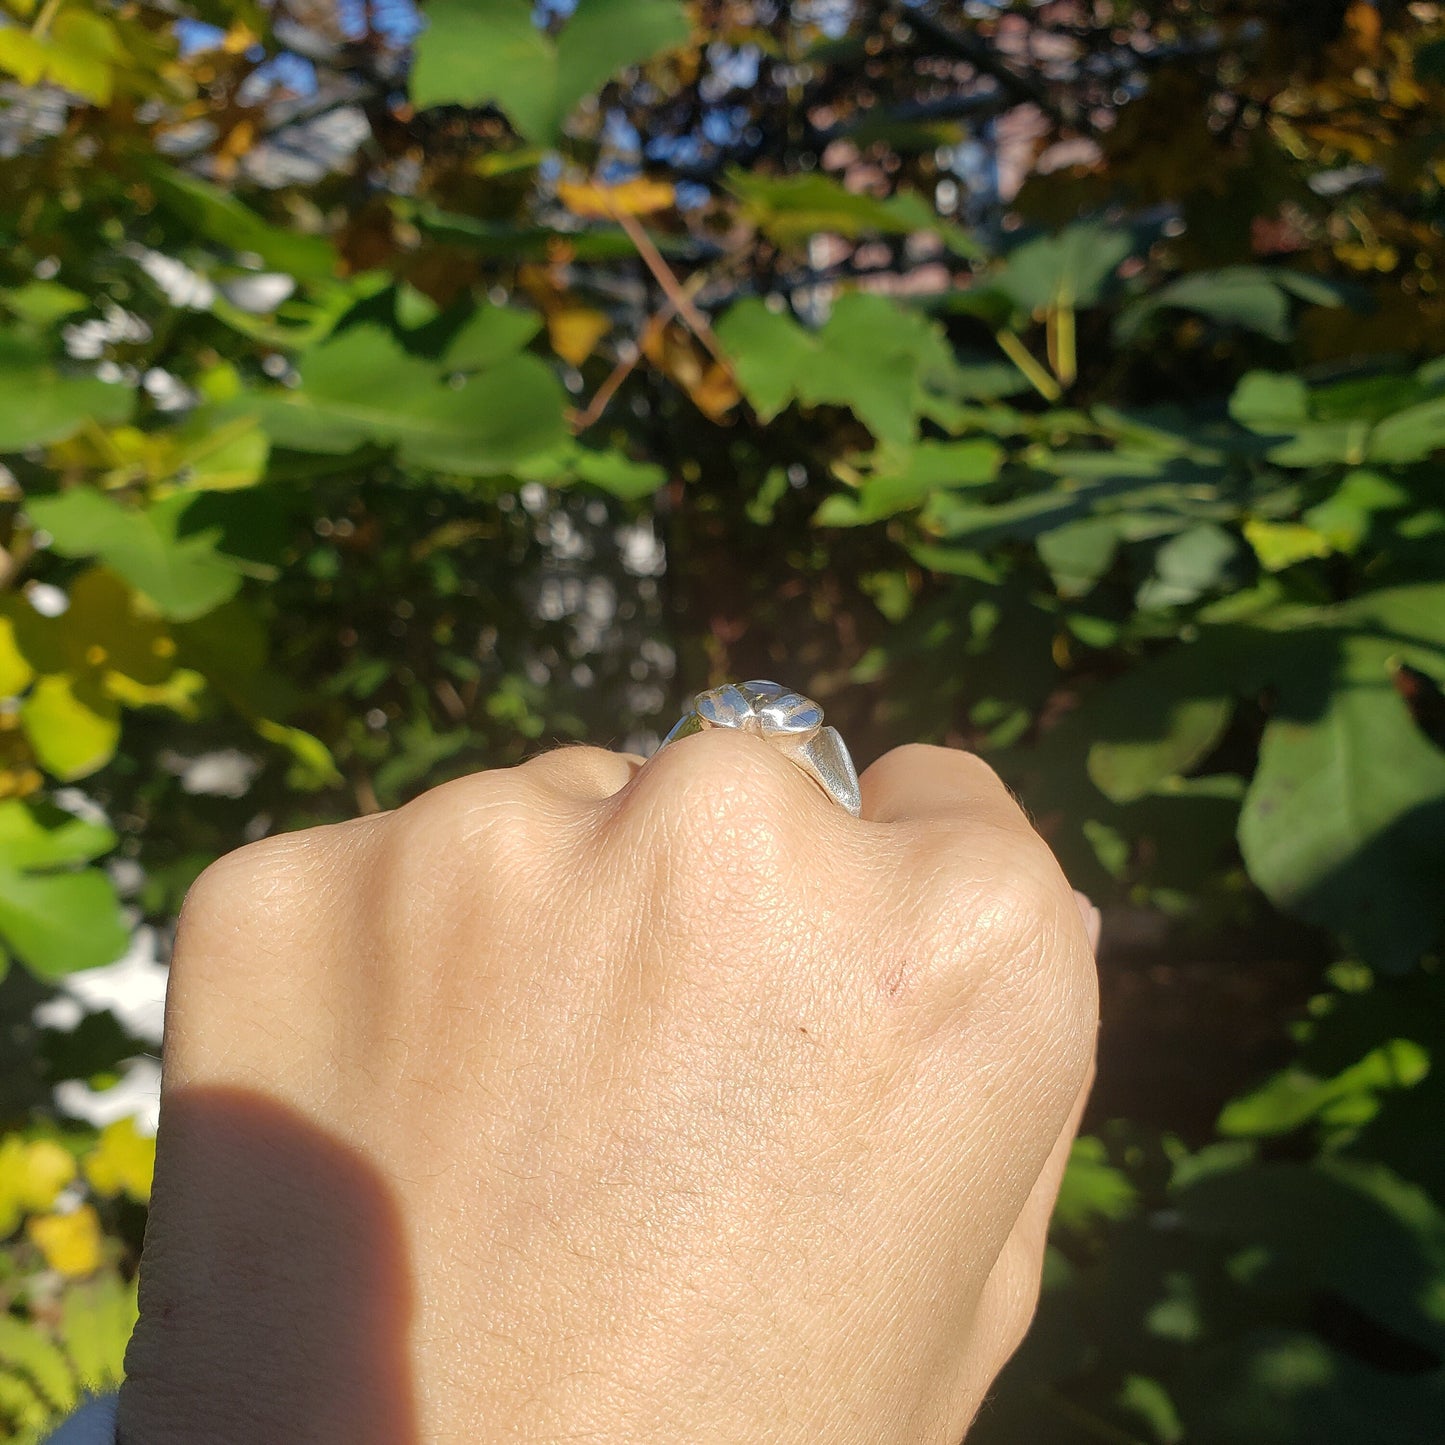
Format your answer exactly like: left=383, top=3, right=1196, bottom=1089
left=378, top=769, right=549, bottom=913
left=609, top=729, right=831, bottom=949
left=178, top=830, right=323, bottom=935
left=898, top=824, right=1096, bottom=1035
left=171, top=823, right=362, bottom=997
left=627, top=728, right=814, bottom=858
left=518, top=742, right=632, bottom=796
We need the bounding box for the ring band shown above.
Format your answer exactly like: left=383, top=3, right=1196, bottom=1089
left=657, top=680, right=862, bottom=816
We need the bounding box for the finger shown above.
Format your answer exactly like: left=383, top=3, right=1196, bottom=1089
left=518, top=744, right=647, bottom=802
left=859, top=743, right=1031, bottom=833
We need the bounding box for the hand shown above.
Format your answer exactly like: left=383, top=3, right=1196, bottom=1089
left=119, top=735, right=1098, bottom=1444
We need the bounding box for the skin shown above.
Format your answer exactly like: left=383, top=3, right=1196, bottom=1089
left=118, top=733, right=1099, bottom=1444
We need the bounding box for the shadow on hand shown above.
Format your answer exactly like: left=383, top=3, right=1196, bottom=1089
left=118, top=1086, right=417, bottom=1445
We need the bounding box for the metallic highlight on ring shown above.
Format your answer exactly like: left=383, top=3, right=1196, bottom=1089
left=657, top=679, right=862, bottom=816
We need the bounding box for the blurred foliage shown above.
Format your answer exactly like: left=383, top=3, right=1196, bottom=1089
left=1, top=0, right=1444, bottom=1438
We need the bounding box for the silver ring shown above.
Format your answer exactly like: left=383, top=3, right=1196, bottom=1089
left=657, top=679, right=862, bottom=816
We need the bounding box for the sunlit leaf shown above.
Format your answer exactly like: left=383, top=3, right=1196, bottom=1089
left=1243, top=518, right=1333, bottom=571
left=412, top=0, right=690, bottom=144
left=20, top=674, right=120, bottom=781
left=0, top=336, right=132, bottom=451
left=82, top=1117, right=155, bottom=1204
left=27, top=1205, right=104, bottom=1278
left=718, top=294, right=959, bottom=445
left=250, top=324, right=567, bottom=475
left=1240, top=636, right=1445, bottom=971
left=557, top=177, right=675, bottom=219
left=27, top=490, right=243, bottom=621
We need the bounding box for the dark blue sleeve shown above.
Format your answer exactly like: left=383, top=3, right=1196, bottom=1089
left=42, top=1392, right=119, bottom=1444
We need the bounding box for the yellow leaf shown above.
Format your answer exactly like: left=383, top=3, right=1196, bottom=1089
left=104, top=664, right=205, bottom=715
left=1243, top=518, right=1334, bottom=572
left=28, top=1205, right=103, bottom=1277
left=20, top=672, right=121, bottom=781
left=0, top=1136, right=78, bottom=1233
left=686, top=362, right=741, bottom=423
left=556, top=177, right=675, bottom=220
left=546, top=305, right=611, bottom=366
left=222, top=21, right=258, bottom=54
left=0, top=615, right=34, bottom=698
left=642, top=322, right=740, bottom=421
left=40, top=9, right=120, bottom=105
left=83, top=1117, right=156, bottom=1204
left=18, top=1139, right=77, bottom=1211
left=1345, top=0, right=1380, bottom=53
left=0, top=26, right=48, bottom=86
left=1334, top=241, right=1400, bottom=273
left=170, top=416, right=269, bottom=492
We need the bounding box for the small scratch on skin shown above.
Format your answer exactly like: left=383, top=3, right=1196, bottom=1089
left=881, top=953, right=911, bottom=999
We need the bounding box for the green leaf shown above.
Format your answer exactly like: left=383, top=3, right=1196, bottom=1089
left=1304, top=469, right=1409, bottom=552
left=1219, top=1039, right=1429, bottom=1138
left=554, top=0, right=691, bottom=137
left=413, top=0, right=554, bottom=136
left=251, top=325, right=567, bottom=474
left=997, top=222, right=1135, bottom=314
left=1053, top=1136, right=1140, bottom=1233
left=169, top=415, right=270, bottom=492
left=28, top=490, right=244, bottom=621
left=0, top=336, right=132, bottom=451
left=726, top=171, right=964, bottom=249
left=11, top=568, right=175, bottom=687
left=1037, top=517, right=1119, bottom=597
left=440, top=305, right=544, bottom=371
left=1230, top=371, right=1309, bottom=430
left=1, top=281, right=88, bottom=328
left=821, top=439, right=1003, bottom=525
left=1089, top=692, right=1234, bottom=803
left=0, top=804, right=127, bottom=981
left=1228, top=368, right=1445, bottom=468
left=570, top=448, right=667, bottom=500
left=255, top=720, right=342, bottom=791
left=713, top=301, right=818, bottom=421
left=145, top=165, right=336, bottom=279
left=517, top=441, right=667, bottom=499
left=59, top=1274, right=138, bottom=1393
left=1239, top=640, right=1445, bottom=971
left=1368, top=397, right=1445, bottom=464
left=717, top=294, right=958, bottom=446
left=0, top=1314, right=75, bottom=1416
left=1119, top=267, right=1291, bottom=344
left=0, top=801, right=114, bottom=870
left=0, top=7, right=120, bottom=105
left=1177, top=1159, right=1445, bottom=1360
left=1135, top=523, right=1243, bottom=610
left=412, top=0, right=690, bottom=144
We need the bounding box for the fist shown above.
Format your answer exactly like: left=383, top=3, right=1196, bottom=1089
left=120, top=735, right=1097, bottom=1445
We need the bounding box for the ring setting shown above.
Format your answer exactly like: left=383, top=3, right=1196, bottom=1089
left=658, top=679, right=861, bottom=816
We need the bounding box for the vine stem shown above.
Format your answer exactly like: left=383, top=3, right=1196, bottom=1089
left=568, top=293, right=681, bottom=434
left=32, top=0, right=63, bottom=39
left=996, top=327, right=1063, bottom=401
left=608, top=206, right=736, bottom=379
